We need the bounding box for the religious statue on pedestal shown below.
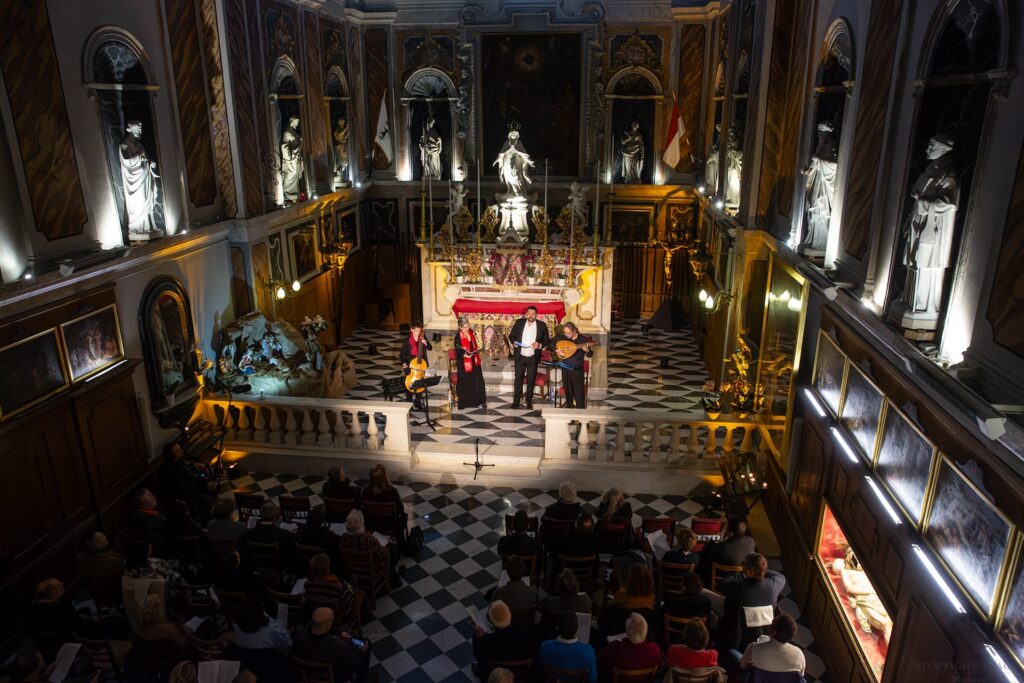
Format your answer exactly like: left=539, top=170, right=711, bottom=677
left=704, top=124, right=721, bottom=194
left=620, top=121, right=644, bottom=184
left=800, top=121, right=838, bottom=254
left=494, top=122, right=534, bottom=198
left=332, top=117, right=349, bottom=187
left=119, top=120, right=161, bottom=239
left=280, top=115, right=304, bottom=204
left=724, top=126, right=743, bottom=206
left=419, top=111, right=443, bottom=179
left=899, top=133, right=960, bottom=317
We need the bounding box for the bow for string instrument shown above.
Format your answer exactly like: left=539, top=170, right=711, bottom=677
left=554, top=335, right=595, bottom=360
left=405, top=337, right=429, bottom=392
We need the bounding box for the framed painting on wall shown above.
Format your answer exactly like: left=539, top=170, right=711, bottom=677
left=59, top=303, right=125, bottom=383
left=838, top=361, right=884, bottom=463
left=997, top=553, right=1024, bottom=670
left=0, top=329, right=69, bottom=420
left=925, top=456, right=1014, bottom=617
left=812, top=329, right=846, bottom=417
left=874, top=399, right=936, bottom=526
left=608, top=206, right=654, bottom=244
left=287, top=222, right=320, bottom=282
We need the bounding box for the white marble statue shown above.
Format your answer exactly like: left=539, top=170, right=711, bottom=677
left=901, top=133, right=960, bottom=316
left=450, top=182, right=468, bottom=213
left=281, top=115, right=303, bottom=203
left=419, top=112, right=443, bottom=179
left=620, top=121, right=644, bottom=184
left=494, top=123, right=534, bottom=197
left=724, top=126, right=743, bottom=206
left=705, top=124, right=721, bottom=194
left=119, top=120, right=160, bottom=237
left=332, top=117, right=349, bottom=186
left=568, top=181, right=587, bottom=221
left=801, top=121, right=838, bottom=253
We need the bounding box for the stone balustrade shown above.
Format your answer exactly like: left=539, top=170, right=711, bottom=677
left=541, top=407, right=758, bottom=466
left=202, top=395, right=412, bottom=455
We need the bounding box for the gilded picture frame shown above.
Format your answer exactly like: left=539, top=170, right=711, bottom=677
left=837, top=360, right=884, bottom=465
left=811, top=329, right=846, bottom=417
left=874, top=399, right=937, bottom=527
left=59, top=303, right=125, bottom=383
left=0, top=328, right=70, bottom=420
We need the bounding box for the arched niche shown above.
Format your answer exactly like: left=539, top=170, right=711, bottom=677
left=402, top=68, right=456, bottom=181
left=325, top=66, right=352, bottom=190
left=268, top=55, right=306, bottom=207
left=798, top=18, right=854, bottom=259
left=705, top=10, right=731, bottom=194
left=607, top=69, right=662, bottom=185
left=84, top=29, right=166, bottom=243
left=886, top=0, right=1006, bottom=342
left=138, top=276, right=201, bottom=429
left=722, top=0, right=758, bottom=209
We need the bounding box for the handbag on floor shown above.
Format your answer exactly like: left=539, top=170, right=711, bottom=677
left=401, top=526, right=425, bottom=557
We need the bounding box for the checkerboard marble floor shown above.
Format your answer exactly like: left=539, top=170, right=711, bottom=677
left=338, top=320, right=709, bottom=451
left=229, top=474, right=830, bottom=682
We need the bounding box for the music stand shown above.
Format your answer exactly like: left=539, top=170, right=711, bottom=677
left=410, top=375, right=443, bottom=431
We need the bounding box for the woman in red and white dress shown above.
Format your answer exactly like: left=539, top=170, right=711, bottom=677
left=454, top=316, right=487, bottom=410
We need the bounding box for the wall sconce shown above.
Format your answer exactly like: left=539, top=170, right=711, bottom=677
left=275, top=285, right=286, bottom=300
left=688, top=240, right=711, bottom=280
left=323, top=240, right=355, bottom=273
left=291, top=279, right=301, bottom=293
left=699, top=288, right=733, bottom=313
left=696, top=184, right=706, bottom=195
left=714, top=198, right=725, bottom=210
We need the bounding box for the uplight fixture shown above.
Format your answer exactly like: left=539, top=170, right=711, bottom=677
left=23, top=270, right=32, bottom=280
left=865, top=476, right=902, bottom=525
left=912, top=544, right=966, bottom=614
left=697, top=184, right=706, bottom=195
left=985, top=644, right=1020, bottom=683
left=802, top=388, right=826, bottom=418
left=830, top=426, right=860, bottom=464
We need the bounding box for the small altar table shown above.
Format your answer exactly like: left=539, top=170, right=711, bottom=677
left=451, top=298, right=567, bottom=322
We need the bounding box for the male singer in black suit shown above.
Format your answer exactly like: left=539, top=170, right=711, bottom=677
left=508, top=306, right=551, bottom=409
left=549, top=322, right=593, bottom=409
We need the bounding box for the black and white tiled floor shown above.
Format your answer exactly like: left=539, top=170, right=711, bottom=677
left=229, top=474, right=829, bottom=682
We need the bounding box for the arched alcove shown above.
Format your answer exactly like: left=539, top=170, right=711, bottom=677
left=403, top=68, right=456, bottom=181
left=268, top=56, right=306, bottom=206
left=607, top=69, right=661, bottom=185
left=325, top=66, right=352, bottom=189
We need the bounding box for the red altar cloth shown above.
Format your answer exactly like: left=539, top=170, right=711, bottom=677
left=452, top=299, right=567, bottom=322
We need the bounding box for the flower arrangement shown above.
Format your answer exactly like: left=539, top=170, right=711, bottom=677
left=701, top=380, right=722, bottom=414
left=300, top=315, right=328, bottom=337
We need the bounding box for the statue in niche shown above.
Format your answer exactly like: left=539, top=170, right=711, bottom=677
left=419, top=111, right=443, bottom=179
left=119, top=121, right=160, bottom=238
left=900, top=133, right=960, bottom=316
left=332, top=117, right=349, bottom=186
left=724, top=126, right=743, bottom=206
left=280, top=115, right=304, bottom=204
left=705, top=124, right=721, bottom=194
left=494, top=122, right=534, bottom=197
left=800, top=121, right=839, bottom=253
left=620, top=121, right=645, bottom=184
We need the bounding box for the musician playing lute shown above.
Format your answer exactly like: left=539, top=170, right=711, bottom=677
left=548, top=321, right=594, bottom=409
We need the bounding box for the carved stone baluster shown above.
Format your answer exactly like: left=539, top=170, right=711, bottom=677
left=614, top=420, right=627, bottom=462
left=300, top=409, right=315, bottom=445
left=739, top=426, right=755, bottom=454
left=367, top=412, right=380, bottom=450
left=252, top=404, right=267, bottom=443
left=723, top=426, right=735, bottom=454
left=653, top=423, right=667, bottom=463
left=631, top=421, right=645, bottom=461
left=268, top=406, right=283, bottom=444
left=317, top=409, right=332, bottom=446
left=578, top=420, right=591, bottom=460
left=284, top=408, right=298, bottom=445
left=349, top=410, right=362, bottom=448
left=236, top=405, right=251, bottom=441
left=688, top=425, right=699, bottom=460
left=595, top=420, right=608, bottom=461
left=704, top=425, right=717, bottom=458
left=669, top=424, right=682, bottom=462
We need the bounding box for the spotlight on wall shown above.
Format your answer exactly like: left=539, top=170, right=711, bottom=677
left=697, top=184, right=706, bottom=195
left=802, top=388, right=826, bottom=418
left=704, top=294, right=715, bottom=310
left=912, top=544, right=967, bottom=614
left=355, top=182, right=363, bottom=189
left=864, top=476, right=903, bottom=525
left=312, top=194, right=319, bottom=200
left=829, top=426, right=860, bottom=464
left=714, top=199, right=725, bottom=210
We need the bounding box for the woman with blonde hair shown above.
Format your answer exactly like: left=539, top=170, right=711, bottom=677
left=595, top=488, right=632, bottom=525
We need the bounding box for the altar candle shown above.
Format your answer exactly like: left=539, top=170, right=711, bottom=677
left=448, top=179, right=454, bottom=247
left=544, top=159, right=548, bottom=218
left=594, top=162, right=601, bottom=252
left=607, top=162, right=614, bottom=242
left=476, top=158, right=481, bottom=247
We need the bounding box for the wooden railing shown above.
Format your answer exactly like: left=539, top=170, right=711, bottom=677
left=201, top=396, right=412, bottom=455
left=541, top=408, right=758, bottom=466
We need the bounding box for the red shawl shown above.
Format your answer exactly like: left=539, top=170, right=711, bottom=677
left=459, top=329, right=481, bottom=373
left=408, top=333, right=421, bottom=359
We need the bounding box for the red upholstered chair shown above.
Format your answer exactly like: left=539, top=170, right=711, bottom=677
left=447, top=348, right=458, bottom=407
left=533, top=350, right=553, bottom=404
left=279, top=495, right=311, bottom=524
left=690, top=517, right=727, bottom=553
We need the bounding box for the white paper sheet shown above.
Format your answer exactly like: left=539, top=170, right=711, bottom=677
left=279, top=522, right=299, bottom=533
left=372, top=531, right=390, bottom=547
left=497, top=570, right=529, bottom=588
left=703, top=588, right=725, bottom=616
left=185, top=616, right=207, bottom=632
left=468, top=605, right=493, bottom=634
left=246, top=516, right=258, bottom=529
left=575, top=612, right=591, bottom=644
left=646, top=530, right=671, bottom=561
left=328, top=522, right=347, bottom=535
left=198, top=660, right=241, bottom=683
left=606, top=632, right=628, bottom=643
left=47, top=643, right=81, bottom=683
left=291, top=578, right=307, bottom=595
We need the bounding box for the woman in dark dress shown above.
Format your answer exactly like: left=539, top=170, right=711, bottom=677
left=454, top=316, right=487, bottom=410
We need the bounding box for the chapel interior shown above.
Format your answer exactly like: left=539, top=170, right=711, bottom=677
left=1, top=0, right=1023, bottom=681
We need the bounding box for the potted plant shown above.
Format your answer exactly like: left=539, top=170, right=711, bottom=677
left=701, top=380, right=722, bottom=420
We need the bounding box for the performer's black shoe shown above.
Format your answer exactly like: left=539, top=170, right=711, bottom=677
left=526, top=403, right=534, bottom=410
left=511, top=401, right=521, bottom=409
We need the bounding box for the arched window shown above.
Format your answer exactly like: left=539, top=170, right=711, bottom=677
left=403, top=69, right=455, bottom=181
left=607, top=70, right=661, bottom=185
left=887, top=0, right=1005, bottom=340
left=798, top=19, right=854, bottom=259
left=325, top=67, right=351, bottom=190
left=268, top=56, right=306, bottom=207
left=86, top=31, right=165, bottom=243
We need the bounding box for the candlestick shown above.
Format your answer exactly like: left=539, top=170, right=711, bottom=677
left=544, top=159, right=548, bottom=218
left=594, top=162, right=601, bottom=256
left=607, top=166, right=615, bottom=243
left=419, top=189, right=427, bottom=243
left=476, top=158, right=481, bottom=248
left=448, top=180, right=456, bottom=276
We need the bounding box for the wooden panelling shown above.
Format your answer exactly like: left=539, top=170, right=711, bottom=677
left=676, top=24, right=706, bottom=175
left=0, top=0, right=88, bottom=239
left=302, top=11, right=329, bottom=184
left=775, top=0, right=813, bottom=218
left=791, top=418, right=827, bottom=532
left=364, top=28, right=390, bottom=170
left=44, top=409, right=91, bottom=529
left=986, top=138, right=1024, bottom=356
left=165, top=0, right=218, bottom=208
left=890, top=597, right=958, bottom=682
left=840, top=0, right=904, bottom=261
left=0, top=436, right=61, bottom=570
left=224, top=0, right=265, bottom=216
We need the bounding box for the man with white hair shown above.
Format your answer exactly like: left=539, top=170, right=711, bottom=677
left=544, top=481, right=582, bottom=521
left=596, top=612, right=662, bottom=682
left=488, top=668, right=515, bottom=683
left=341, top=509, right=397, bottom=586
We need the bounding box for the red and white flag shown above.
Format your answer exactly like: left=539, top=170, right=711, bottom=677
left=662, top=101, right=685, bottom=169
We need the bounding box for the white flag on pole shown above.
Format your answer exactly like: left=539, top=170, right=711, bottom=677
left=375, top=90, right=393, bottom=164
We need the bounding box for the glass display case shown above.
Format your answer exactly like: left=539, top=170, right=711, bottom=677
left=818, top=504, right=891, bottom=681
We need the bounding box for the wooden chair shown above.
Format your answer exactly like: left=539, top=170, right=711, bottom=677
left=246, top=540, right=284, bottom=580
left=540, top=517, right=576, bottom=555
left=504, top=513, right=540, bottom=536
left=657, top=560, right=695, bottom=599
left=75, top=634, right=132, bottom=675
left=187, top=631, right=228, bottom=661
left=597, top=522, right=632, bottom=554
left=447, top=348, right=459, bottom=407
left=545, top=667, right=590, bottom=683
left=689, top=517, right=726, bottom=553
left=213, top=587, right=246, bottom=625
left=491, top=658, right=533, bottom=683
left=234, top=492, right=265, bottom=524
left=181, top=583, right=219, bottom=620
left=710, top=562, right=744, bottom=592
left=295, top=543, right=328, bottom=569
left=664, top=613, right=704, bottom=647
left=612, top=667, right=659, bottom=683
left=362, top=499, right=406, bottom=544
left=669, top=667, right=728, bottom=683
left=301, top=579, right=361, bottom=632
left=291, top=654, right=334, bottom=683
left=280, top=495, right=312, bottom=524
left=269, top=589, right=305, bottom=628
left=343, top=546, right=389, bottom=609
left=323, top=496, right=358, bottom=523
left=558, top=554, right=597, bottom=595
left=500, top=553, right=540, bottom=583
left=640, top=517, right=677, bottom=544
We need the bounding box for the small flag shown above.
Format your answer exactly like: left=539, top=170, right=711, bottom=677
left=662, top=101, right=685, bottom=169
left=374, top=91, right=393, bottom=164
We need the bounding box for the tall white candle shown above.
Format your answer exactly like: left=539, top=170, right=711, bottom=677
left=544, top=159, right=548, bottom=218
left=476, top=158, right=481, bottom=246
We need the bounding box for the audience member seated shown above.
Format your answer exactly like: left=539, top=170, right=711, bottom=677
left=232, top=673, right=258, bottom=683
left=164, top=499, right=209, bottom=564
left=539, top=612, right=598, bottom=683
left=662, top=527, right=699, bottom=566
left=487, top=668, right=514, bottom=683
left=663, top=572, right=714, bottom=624
left=216, top=550, right=270, bottom=597
left=361, top=464, right=407, bottom=526
left=134, top=592, right=191, bottom=666
left=611, top=564, right=656, bottom=611
left=493, top=555, right=546, bottom=620
left=739, top=614, right=805, bottom=676
left=242, top=501, right=297, bottom=570
left=130, top=488, right=167, bottom=540
left=595, top=488, right=633, bottom=526
left=322, top=466, right=362, bottom=501
left=472, top=600, right=537, bottom=682
left=498, top=510, right=541, bottom=558
left=701, top=516, right=755, bottom=580
left=296, top=508, right=342, bottom=568
left=305, top=553, right=362, bottom=624
left=6, top=646, right=99, bottom=683
left=25, top=579, right=87, bottom=650
left=76, top=531, right=124, bottom=608
left=596, top=613, right=662, bottom=683
left=293, top=607, right=376, bottom=683
left=159, top=441, right=217, bottom=522
left=341, top=509, right=397, bottom=587
left=206, top=498, right=248, bottom=559
left=561, top=513, right=600, bottom=559
left=719, top=554, right=787, bottom=651
left=231, top=596, right=292, bottom=656
left=541, top=569, right=592, bottom=635
left=544, top=481, right=583, bottom=521
left=667, top=620, right=718, bottom=670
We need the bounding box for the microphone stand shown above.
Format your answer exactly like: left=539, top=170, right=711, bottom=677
left=463, top=438, right=494, bottom=480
